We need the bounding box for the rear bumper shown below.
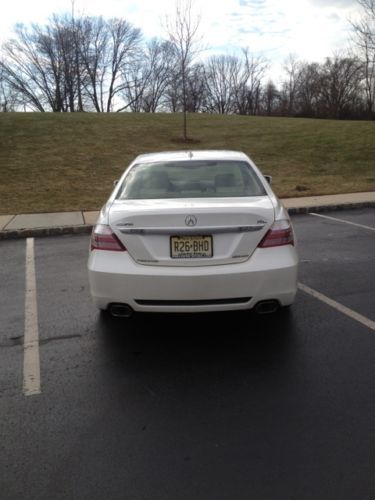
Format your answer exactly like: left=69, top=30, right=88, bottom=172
left=88, top=246, right=298, bottom=313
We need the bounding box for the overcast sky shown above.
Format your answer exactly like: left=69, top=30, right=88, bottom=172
left=0, top=0, right=362, bottom=82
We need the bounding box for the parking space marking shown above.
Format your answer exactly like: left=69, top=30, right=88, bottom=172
left=23, top=238, right=41, bottom=396
left=309, top=212, right=375, bottom=231
left=298, top=282, right=375, bottom=332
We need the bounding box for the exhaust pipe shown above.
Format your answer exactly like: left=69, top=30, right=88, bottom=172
left=109, top=303, right=133, bottom=318
left=255, top=300, right=279, bottom=315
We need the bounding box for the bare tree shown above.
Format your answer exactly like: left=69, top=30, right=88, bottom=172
left=280, top=54, right=301, bottom=115
left=242, top=50, right=268, bottom=115
left=204, top=55, right=242, bottom=114
left=229, top=53, right=250, bottom=115
left=354, top=0, right=375, bottom=48
left=0, top=24, right=61, bottom=111
left=49, top=14, right=83, bottom=112
left=263, top=80, right=280, bottom=116
left=120, top=38, right=174, bottom=112
left=361, top=32, right=375, bottom=116
left=296, top=62, right=321, bottom=117
left=79, top=17, right=142, bottom=112
left=140, top=39, right=175, bottom=112
left=121, top=55, right=149, bottom=112
left=163, top=72, right=182, bottom=112
left=229, top=49, right=267, bottom=115
left=0, top=16, right=142, bottom=113
left=78, top=16, right=108, bottom=111
left=185, top=63, right=206, bottom=112
left=351, top=1, right=375, bottom=116
left=1, top=5, right=373, bottom=119
left=106, top=18, right=142, bottom=112
left=352, top=21, right=375, bottom=116
left=0, top=64, right=19, bottom=111
left=165, top=0, right=202, bottom=139
left=202, top=49, right=267, bottom=115
left=1, top=16, right=90, bottom=112
left=319, top=55, right=363, bottom=118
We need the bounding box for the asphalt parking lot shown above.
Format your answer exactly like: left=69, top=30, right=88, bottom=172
left=1, top=207, right=375, bottom=500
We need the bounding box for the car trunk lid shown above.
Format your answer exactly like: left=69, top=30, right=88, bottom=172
left=109, top=197, right=274, bottom=266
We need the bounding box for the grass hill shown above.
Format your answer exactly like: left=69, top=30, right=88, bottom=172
left=0, top=112, right=374, bottom=214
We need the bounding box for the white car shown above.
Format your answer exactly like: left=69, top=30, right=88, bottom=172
left=88, top=150, right=298, bottom=317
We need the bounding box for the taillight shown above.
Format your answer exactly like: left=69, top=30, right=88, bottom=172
left=259, top=220, right=294, bottom=248
left=90, top=224, right=126, bottom=251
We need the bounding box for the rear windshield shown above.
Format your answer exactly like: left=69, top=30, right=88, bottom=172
left=116, top=160, right=266, bottom=200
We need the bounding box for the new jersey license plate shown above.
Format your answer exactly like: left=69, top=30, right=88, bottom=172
left=170, top=235, right=213, bottom=259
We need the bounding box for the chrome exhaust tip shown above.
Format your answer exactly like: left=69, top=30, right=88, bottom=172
left=109, top=303, right=133, bottom=318
left=254, top=300, right=280, bottom=315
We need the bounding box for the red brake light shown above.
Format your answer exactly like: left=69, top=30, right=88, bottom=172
left=259, top=220, right=294, bottom=248
left=91, top=224, right=126, bottom=251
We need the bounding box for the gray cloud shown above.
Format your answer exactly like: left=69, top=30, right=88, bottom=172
left=308, top=0, right=357, bottom=7
left=239, top=0, right=266, bottom=7
left=328, top=12, right=341, bottom=21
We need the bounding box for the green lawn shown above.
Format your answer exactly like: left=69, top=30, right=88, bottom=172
left=0, top=112, right=374, bottom=214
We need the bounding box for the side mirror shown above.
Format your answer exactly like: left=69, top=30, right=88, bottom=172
left=113, top=179, right=119, bottom=187
left=264, top=175, right=272, bottom=185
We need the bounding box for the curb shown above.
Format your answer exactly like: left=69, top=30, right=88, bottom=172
left=0, top=201, right=374, bottom=240
left=0, top=224, right=92, bottom=240
left=286, top=200, right=375, bottom=215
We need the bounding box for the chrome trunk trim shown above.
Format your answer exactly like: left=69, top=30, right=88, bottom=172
left=116, top=224, right=265, bottom=235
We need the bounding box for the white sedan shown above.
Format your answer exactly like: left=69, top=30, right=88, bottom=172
left=88, top=150, right=298, bottom=317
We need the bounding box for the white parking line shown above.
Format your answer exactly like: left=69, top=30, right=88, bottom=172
left=23, top=238, right=41, bottom=396
left=298, top=283, right=375, bottom=332
left=309, top=212, right=375, bottom=231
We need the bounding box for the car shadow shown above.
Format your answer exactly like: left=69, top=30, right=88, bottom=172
left=94, top=308, right=299, bottom=381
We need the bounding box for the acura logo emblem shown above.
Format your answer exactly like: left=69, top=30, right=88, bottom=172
left=185, top=215, right=197, bottom=226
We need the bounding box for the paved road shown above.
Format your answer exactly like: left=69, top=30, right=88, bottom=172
left=1, top=208, right=375, bottom=500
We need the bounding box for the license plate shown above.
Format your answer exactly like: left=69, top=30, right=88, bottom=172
left=170, top=235, right=213, bottom=259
